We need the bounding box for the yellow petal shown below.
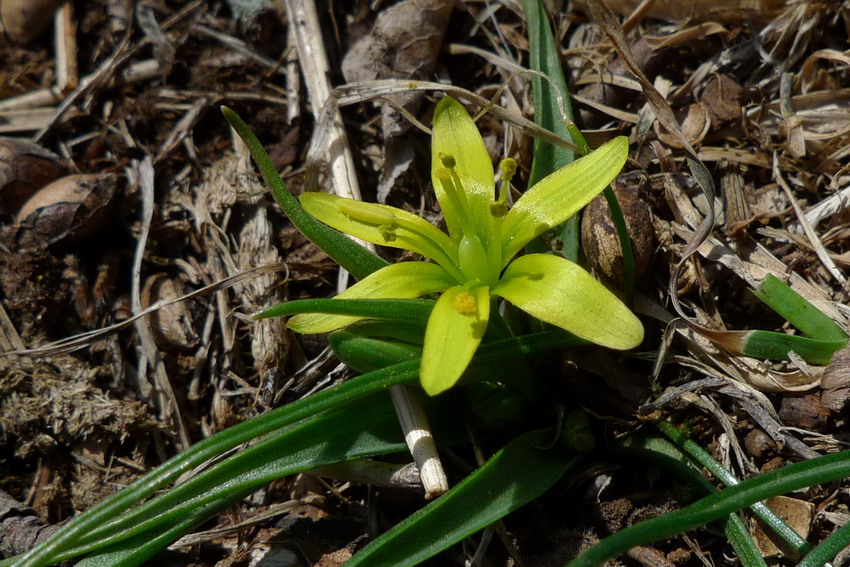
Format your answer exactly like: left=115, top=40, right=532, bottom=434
left=300, top=192, right=459, bottom=273
left=420, top=285, right=490, bottom=396
left=492, top=253, right=643, bottom=349
left=501, top=136, right=628, bottom=263
left=431, top=97, right=495, bottom=241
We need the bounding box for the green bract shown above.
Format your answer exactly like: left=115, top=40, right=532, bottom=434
left=290, top=96, right=643, bottom=395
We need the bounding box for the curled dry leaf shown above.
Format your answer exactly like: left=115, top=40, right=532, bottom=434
left=655, top=103, right=711, bottom=149
left=141, top=273, right=200, bottom=353
left=342, top=0, right=456, bottom=201
left=581, top=183, right=654, bottom=287
left=751, top=496, right=814, bottom=559
left=573, top=0, right=789, bottom=24
left=0, top=138, right=65, bottom=215
left=0, top=0, right=65, bottom=43
left=820, top=346, right=850, bottom=412
left=9, top=173, right=118, bottom=251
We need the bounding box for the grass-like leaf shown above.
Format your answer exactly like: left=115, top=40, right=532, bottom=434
left=623, top=435, right=767, bottom=567
left=53, top=394, right=409, bottom=562
left=655, top=420, right=810, bottom=556
left=12, top=331, right=578, bottom=567
left=567, top=448, right=850, bottom=567
left=752, top=274, right=849, bottom=341
left=346, top=429, right=580, bottom=567
left=256, top=297, right=435, bottom=325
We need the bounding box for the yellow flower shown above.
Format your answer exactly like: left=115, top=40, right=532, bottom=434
left=289, top=97, right=643, bottom=395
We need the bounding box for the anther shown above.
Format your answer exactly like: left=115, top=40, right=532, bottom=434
left=499, top=158, right=517, bottom=183
left=453, top=291, right=477, bottom=317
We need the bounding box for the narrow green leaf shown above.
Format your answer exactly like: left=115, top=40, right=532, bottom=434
left=654, top=420, right=810, bottom=556
left=798, top=520, right=850, bottom=567
left=330, top=330, right=422, bottom=372
left=521, top=0, right=580, bottom=260
left=621, top=436, right=767, bottom=567
left=752, top=274, right=849, bottom=342
left=221, top=106, right=387, bottom=280
left=11, top=361, right=421, bottom=567
left=347, top=430, right=579, bottom=567
left=742, top=330, right=847, bottom=366
left=14, top=331, right=578, bottom=567
left=61, top=394, right=407, bottom=560
left=567, top=449, right=850, bottom=567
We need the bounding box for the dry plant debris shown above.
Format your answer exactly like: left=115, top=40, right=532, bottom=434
left=0, top=0, right=849, bottom=565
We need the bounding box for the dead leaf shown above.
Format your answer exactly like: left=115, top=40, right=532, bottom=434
left=6, top=173, right=119, bottom=251
left=751, top=496, right=814, bottom=558
left=342, top=0, right=456, bottom=201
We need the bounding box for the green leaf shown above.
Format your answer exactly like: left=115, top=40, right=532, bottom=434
left=11, top=360, right=423, bottom=567
left=654, top=420, right=810, bottom=556
left=330, top=330, right=422, bottom=373
left=63, top=394, right=407, bottom=565
left=346, top=430, right=579, bottom=567
left=421, top=285, right=490, bottom=396
left=13, top=331, right=581, bottom=567
left=501, top=136, right=629, bottom=262
left=288, top=262, right=455, bottom=334
left=741, top=330, right=847, bottom=366
left=221, top=107, right=386, bottom=280
left=621, top=436, right=768, bottom=567
left=257, top=298, right=434, bottom=326
left=521, top=0, right=589, bottom=262
left=752, top=274, right=849, bottom=342
left=493, top=253, right=642, bottom=349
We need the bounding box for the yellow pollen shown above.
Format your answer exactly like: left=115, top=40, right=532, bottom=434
left=453, top=292, right=477, bottom=316
left=500, top=158, right=517, bottom=183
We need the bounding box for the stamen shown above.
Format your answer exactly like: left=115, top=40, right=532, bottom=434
left=378, top=225, right=397, bottom=241
left=437, top=165, right=473, bottom=236
left=337, top=199, right=397, bottom=225
left=499, top=158, right=517, bottom=183
left=453, top=291, right=477, bottom=317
